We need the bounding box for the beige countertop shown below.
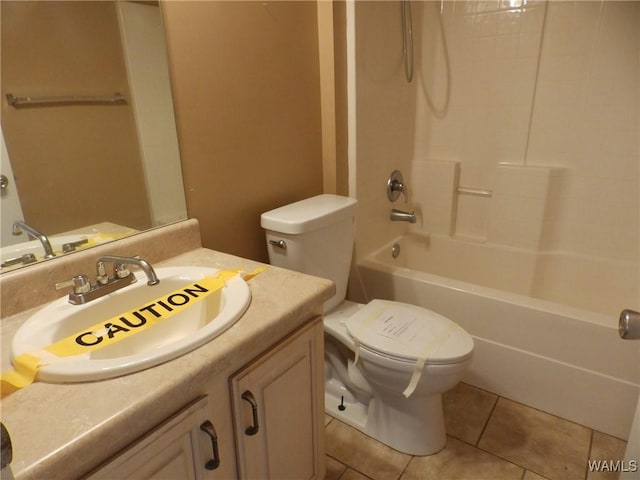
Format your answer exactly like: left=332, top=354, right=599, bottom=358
left=0, top=221, right=334, bottom=480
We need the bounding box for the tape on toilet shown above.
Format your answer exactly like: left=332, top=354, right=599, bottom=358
left=351, top=306, right=387, bottom=366
left=348, top=304, right=460, bottom=398
left=402, top=322, right=459, bottom=398
left=404, top=357, right=427, bottom=397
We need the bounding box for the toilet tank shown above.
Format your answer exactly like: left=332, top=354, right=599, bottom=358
left=261, top=194, right=358, bottom=312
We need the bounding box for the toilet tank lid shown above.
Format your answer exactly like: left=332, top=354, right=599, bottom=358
left=261, top=194, right=357, bottom=234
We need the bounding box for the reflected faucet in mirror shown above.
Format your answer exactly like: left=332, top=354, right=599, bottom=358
left=0, top=253, right=37, bottom=269
left=12, top=221, right=55, bottom=259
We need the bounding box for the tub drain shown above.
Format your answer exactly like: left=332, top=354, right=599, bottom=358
left=391, top=243, right=400, bottom=259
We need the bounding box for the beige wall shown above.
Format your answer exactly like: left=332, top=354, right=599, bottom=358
left=1, top=1, right=151, bottom=234
left=162, top=1, right=324, bottom=262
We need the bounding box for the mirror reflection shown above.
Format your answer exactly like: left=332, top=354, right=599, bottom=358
left=0, top=0, right=187, bottom=272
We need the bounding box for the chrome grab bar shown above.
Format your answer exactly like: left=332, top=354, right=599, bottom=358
left=457, top=187, right=493, bottom=198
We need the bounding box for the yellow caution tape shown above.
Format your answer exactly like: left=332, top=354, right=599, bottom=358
left=1, top=353, right=41, bottom=395
left=0, top=266, right=266, bottom=397
left=241, top=265, right=267, bottom=281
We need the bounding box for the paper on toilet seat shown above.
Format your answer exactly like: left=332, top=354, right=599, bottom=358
left=347, top=302, right=461, bottom=397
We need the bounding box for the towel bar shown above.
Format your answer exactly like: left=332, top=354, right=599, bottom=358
left=6, top=92, right=126, bottom=107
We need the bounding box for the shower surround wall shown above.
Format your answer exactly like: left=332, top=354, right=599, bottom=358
left=354, top=0, right=639, bottom=277
left=350, top=0, right=639, bottom=438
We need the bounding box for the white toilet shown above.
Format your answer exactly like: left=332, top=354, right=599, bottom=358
left=261, top=194, right=474, bottom=455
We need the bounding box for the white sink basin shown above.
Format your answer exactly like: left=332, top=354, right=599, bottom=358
left=10, top=266, right=251, bottom=383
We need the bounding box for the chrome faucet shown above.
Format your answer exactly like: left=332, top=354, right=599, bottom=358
left=390, top=208, right=416, bottom=223
left=56, top=255, right=159, bottom=305
left=12, top=221, right=55, bottom=259
left=387, top=170, right=408, bottom=202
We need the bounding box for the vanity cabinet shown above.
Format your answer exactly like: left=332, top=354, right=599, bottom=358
left=85, top=317, right=324, bottom=480
left=230, top=317, right=325, bottom=480
left=85, top=396, right=221, bottom=480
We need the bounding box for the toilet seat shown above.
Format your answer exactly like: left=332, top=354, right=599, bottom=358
left=344, top=299, right=473, bottom=398
left=346, top=299, right=473, bottom=366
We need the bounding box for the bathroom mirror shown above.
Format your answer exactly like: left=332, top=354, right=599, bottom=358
left=0, top=0, right=187, bottom=272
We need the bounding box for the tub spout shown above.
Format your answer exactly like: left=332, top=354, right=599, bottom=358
left=390, top=209, right=416, bottom=223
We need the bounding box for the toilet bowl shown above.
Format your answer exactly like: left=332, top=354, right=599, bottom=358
left=323, top=299, right=473, bottom=455
left=261, top=194, right=474, bottom=455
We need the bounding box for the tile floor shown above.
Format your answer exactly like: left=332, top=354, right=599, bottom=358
left=325, top=383, right=629, bottom=480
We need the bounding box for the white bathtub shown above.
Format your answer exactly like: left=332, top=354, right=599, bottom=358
left=356, top=233, right=640, bottom=439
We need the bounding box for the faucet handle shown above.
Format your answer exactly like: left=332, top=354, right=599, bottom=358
left=62, top=238, right=89, bottom=253
left=114, top=263, right=131, bottom=279
left=55, top=275, right=91, bottom=294
left=96, top=261, right=109, bottom=285
left=387, top=170, right=408, bottom=203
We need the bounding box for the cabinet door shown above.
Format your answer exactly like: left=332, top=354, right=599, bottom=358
left=86, top=396, right=221, bottom=480
left=231, top=318, right=325, bottom=480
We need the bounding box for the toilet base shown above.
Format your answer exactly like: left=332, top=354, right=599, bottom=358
left=325, top=367, right=446, bottom=456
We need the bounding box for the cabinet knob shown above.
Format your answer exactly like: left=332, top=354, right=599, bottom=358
left=241, top=390, right=260, bottom=436
left=199, top=421, right=220, bottom=471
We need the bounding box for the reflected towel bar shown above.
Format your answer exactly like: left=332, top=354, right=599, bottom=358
left=457, top=187, right=492, bottom=197
left=6, top=92, right=126, bottom=107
